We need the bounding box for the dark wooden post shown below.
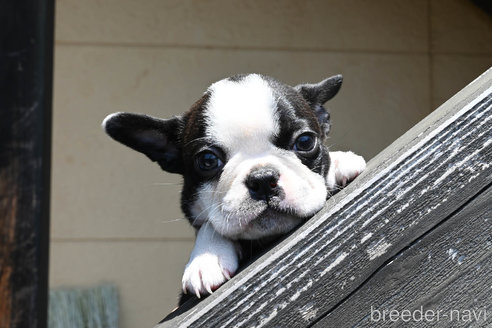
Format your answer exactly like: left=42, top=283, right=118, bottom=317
left=0, top=0, right=54, bottom=327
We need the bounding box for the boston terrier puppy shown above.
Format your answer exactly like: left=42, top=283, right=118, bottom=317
left=102, top=73, right=365, bottom=303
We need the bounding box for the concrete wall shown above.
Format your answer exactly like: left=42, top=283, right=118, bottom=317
left=50, top=1, right=492, bottom=327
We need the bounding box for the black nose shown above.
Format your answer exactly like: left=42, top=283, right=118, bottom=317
left=245, top=167, right=281, bottom=201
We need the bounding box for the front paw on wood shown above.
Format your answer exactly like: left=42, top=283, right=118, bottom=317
left=181, top=252, right=238, bottom=298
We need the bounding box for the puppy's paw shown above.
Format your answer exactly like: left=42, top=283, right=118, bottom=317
left=331, top=151, right=366, bottom=187
left=182, top=251, right=238, bottom=298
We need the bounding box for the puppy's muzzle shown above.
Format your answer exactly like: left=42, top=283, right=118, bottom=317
left=245, top=166, right=282, bottom=202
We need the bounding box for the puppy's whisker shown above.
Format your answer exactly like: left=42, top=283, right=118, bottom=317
left=194, top=202, right=221, bottom=219
left=205, top=202, right=227, bottom=240
left=151, top=182, right=183, bottom=186
left=191, top=201, right=225, bottom=228
left=197, top=190, right=227, bottom=194
left=160, top=218, right=187, bottom=223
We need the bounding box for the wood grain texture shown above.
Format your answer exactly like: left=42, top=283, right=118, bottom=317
left=158, top=68, right=492, bottom=328
left=314, top=185, right=492, bottom=327
left=0, top=1, right=54, bottom=327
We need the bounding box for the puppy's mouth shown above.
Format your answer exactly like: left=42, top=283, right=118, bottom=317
left=228, top=206, right=304, bottom=240
left=239, top=199, right=319, bottom=225
left=253, top=208, right=294, bottom=225
left=259, top=206, right=306, bottom=219
left=213, top=197, right=324, bottom=240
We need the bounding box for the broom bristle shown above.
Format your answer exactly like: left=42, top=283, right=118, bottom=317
left=49, top=284, right=119, bottom=328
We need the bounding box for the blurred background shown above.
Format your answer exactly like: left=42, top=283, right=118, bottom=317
left=50, top=0, right=491, bottom=327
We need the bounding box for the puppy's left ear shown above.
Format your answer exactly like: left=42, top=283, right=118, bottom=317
left=295, top=74, right=343, bottom=136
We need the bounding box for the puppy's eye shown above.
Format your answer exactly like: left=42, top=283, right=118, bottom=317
left=196, top=151, right=223, bottom=172
left=294, top=134, right=316, bottom=152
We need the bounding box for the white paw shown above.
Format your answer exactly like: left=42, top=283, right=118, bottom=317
left=182, top=251, right=238, bottom=298
left=332, top=151, right=366, bottom=187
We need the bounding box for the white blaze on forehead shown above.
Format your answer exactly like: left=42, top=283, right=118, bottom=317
left=205, top=74, right=279, bottom=150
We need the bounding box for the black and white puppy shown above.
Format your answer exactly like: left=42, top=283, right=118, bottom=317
left=102, top=73, right=365, bottom=301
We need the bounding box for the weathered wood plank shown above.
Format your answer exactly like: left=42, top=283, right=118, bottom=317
left=314, top=184, right=492, bottom=327
left=0, top=1, right=54, bottom=327
left=158, top=69, right=492, bottom=328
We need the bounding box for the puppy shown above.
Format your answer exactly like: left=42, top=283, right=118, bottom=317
left=102, top=73, right=365, bottom=303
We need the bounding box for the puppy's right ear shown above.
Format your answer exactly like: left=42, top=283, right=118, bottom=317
left=102, top=112, right=184, bottom=174
left=295, top=75, right=343, bottom=137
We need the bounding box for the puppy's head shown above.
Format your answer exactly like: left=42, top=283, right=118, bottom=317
left=103, top=74, right=342, bottom=239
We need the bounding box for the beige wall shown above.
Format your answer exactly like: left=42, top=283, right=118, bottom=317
left=50, top=1, right=492, bottom=327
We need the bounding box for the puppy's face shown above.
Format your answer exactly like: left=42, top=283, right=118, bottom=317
left=104, top=74, right=342, bottom=240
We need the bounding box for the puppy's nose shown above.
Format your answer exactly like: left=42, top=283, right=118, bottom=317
left=245, top=167, right=281, bottom=201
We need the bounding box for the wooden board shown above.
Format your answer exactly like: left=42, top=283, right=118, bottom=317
left=314, top=185, right=492, bottom=327
left=158, top=69, right=492, bottom=328
left=0, top=1, right=54, bottom=327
